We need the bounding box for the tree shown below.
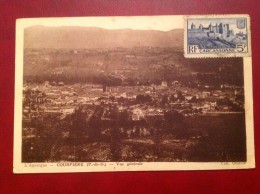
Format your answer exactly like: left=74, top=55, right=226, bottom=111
left=118, top=110, right=129, bottom=127
left=161, top=95, right=168, bottom=105
left=189, top=96, right=198, bottom=103
left=136, top=94, right=152, bottom=103
left=163, top=110, right=185, bottom=133
left=177, top=91, right=185, bottom=101
left=70, top=107, right=87, bottom=143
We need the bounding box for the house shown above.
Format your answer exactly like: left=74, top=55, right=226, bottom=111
left=161, top=81, right=167, bottom=87
left=201, top=91, right=211, bottom=98
left=132, top=108, right=144, bottom=121
left=185, top=95, right=193, bottom=101
left=58, top=82, right=64, bottom=86
left=61, top=107, right=75, bottom=115
left=44, top=107, right=61, bottom=114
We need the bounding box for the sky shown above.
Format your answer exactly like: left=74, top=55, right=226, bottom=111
left=188, top=18, right=247, bottom=34
left=17, top=15, right=183, bottom=31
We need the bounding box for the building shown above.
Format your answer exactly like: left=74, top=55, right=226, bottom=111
left=161, top=80, right=167, bottom=87
left=191, top=23, right=196, bottom=30
left=103, top=85, right=107, bottom=93
left=58, top=82, right=64, bottom=86
left=132, top=108, right=145, bottom=121
left=61, top=107, right=75, bottom=115
left=190, top=22, right=234, bottom=39
left=44, top=81, right=50, bottom=87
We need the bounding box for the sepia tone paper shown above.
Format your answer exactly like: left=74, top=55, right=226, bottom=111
left=14, top=15, right=255, bottom=173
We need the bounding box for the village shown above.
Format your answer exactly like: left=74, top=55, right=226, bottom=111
left=21, top=78, right=246, bottom=162
left=21, top=46, right=246, bottom=162
left=22, top=79, right=244, bottom=123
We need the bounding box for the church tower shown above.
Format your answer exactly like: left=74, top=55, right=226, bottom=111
left=191, top=23, right=196, bottom=30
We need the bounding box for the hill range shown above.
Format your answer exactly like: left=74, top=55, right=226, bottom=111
left=24, top=26, right=183, bottom=49
left=23, top=26, right=243, bottom=87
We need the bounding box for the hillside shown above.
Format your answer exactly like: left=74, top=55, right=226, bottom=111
left=23, top=26, right=243, bottom=86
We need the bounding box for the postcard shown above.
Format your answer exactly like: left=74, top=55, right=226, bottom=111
left=14, top=15, right=255, bottom=173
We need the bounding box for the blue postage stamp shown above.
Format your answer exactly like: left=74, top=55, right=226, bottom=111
left=184, top=15, right=251, bottom=58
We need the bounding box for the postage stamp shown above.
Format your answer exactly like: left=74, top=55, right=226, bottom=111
left=14, top=15, right=254, bottom=173
left=184, top=15, right=251, bottom=58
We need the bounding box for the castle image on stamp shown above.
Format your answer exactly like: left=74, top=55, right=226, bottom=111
left=185, top=15, right=251, bottom=58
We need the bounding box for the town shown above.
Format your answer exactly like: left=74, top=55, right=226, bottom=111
left=22, top=47, right=246, bottom=163
left=23, top=79, right=244, bottom=121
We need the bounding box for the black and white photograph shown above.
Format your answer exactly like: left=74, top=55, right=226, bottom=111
left=14, top=16, right=255, bottom=173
